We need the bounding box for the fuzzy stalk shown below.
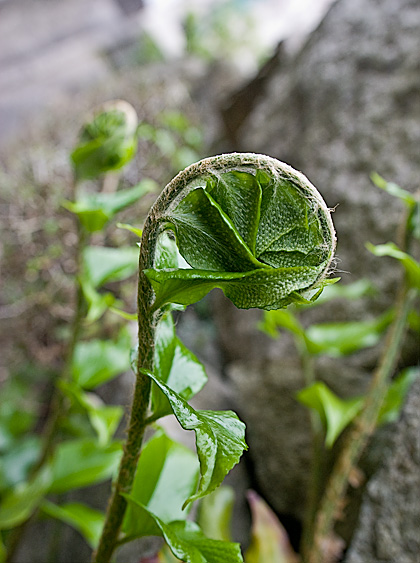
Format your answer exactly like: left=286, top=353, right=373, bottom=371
left=93, top=213, right=159, bottom=563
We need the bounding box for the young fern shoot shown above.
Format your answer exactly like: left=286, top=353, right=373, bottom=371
left=94, top=153, right=337, bottom=563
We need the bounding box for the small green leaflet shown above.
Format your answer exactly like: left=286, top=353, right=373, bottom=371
left=82, top=246, right=139, bottom=288
left=60, top=381, right=123, bottom=445
left=151, top=312, right=208, bottom=420
left=122, top=431, right=199, bottom=540
left=296, top=382, right=363, bottom=448
left=370, top=173, right=420, bottom=239
left=79, top=244, right=139, bottom=322
left=49, top=439, right=122, bottom=494
left=366, top=242, right=420, bottom=290
left=125, top=501, right=243, bottom=563
left=303, top=279, right=375, bottom=306
left=117, top=222, right=143, bottom=238
left=259, top=308, right=392, bottom=357
left=0, top=436, right=41, bottom=493
left=143, top=371, right=247, bottom=507
left=155, top=518, right=243, bottom=563
left=0, top=466, right=52, bottom=530
left=71, top=327, right=131, bottom=389
left=79, top=277, right=117, bottom=323
left=40, top=501, right=105, bottom=548
left=296, top=372, right=419, bottom=448
left=304, top=311, right=393, bottom=357
left=63, top=179, right=156, bottom=232
left=370, top=172, right=417, bottom=207
left=378, top=367, right=419, bottom=425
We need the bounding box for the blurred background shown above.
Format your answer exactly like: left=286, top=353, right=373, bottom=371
left=1, top=0, right=419, bottom=562
left=0, top=0, right=333, bottom=146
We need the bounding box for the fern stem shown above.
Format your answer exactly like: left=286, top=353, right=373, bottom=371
left=93, top=216, right=158, bottom=563
left=93, top=152, right=337, bottom=561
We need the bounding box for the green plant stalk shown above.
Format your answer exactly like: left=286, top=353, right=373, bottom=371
left=307, top=282, right=416, bottom=563
left=93, top=215, right=158, bottom=563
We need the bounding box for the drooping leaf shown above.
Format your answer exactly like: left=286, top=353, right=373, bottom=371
left=245, top=490, right=298, bottom=563
left=156, top=518, right=243, bottom=563
left=49, top=439, right=122, bottom=494
left=143, top=371, right=247, bottom=506
left=304, top=311, right=393, bottom=357
left=71, top=101, right=138, bottom=180
left=63, top=179, right=156, bottom=232
left=71, top=326, right=131, bottom=389
left=296, top=382, right=363, bottom=448
left=366, top=242, right=420, bottom=290
left=145, top=263, right=327, bottom=312
left=151, top=312, right=208, bottom=420
left=378, top=367, right=419, bottom=425
left=125, top=502, right=243, bottom=563
left=82, top=245, right=139, bottom=289
left=122, top=431, right=199, bottom=539
left=197, top=486, right=235, bottom=542
left=40, top=501, right=105, bottom=548
left=0, top=466, right=52, bottom=529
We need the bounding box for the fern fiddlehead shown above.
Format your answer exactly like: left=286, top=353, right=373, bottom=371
left=145, top=152, right=336, bottom=311
left=94, top=153, right=336, bottom=563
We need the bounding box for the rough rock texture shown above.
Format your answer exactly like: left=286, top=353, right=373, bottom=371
left=345, top=378, right=420, bottom=563
left=223, top=0, right=420, bottom=295
left=211, top=0, right=420, bottom=552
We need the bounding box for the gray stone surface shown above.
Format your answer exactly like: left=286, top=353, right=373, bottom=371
left=211, top=0, right=420, bottom=550
left=345, top=377, right=420, bottom=563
